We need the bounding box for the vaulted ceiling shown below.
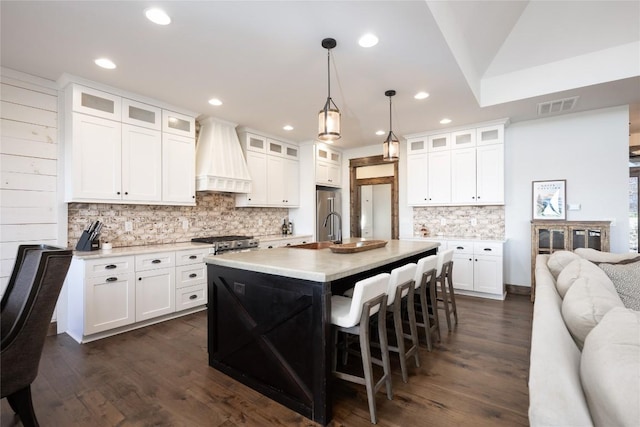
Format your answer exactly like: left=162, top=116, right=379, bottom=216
left=2, top=1, right=638, bottom=149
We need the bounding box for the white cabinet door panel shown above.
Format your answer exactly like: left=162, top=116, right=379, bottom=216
left=122, top=124, right=161, bottom=202
left=407, top=154, right=428, bottom=205
left=476, top=144, right=504, bottom=204
left=451, top=254, right=474, bottom=291
left=136, top=267, right=175, bottom=321
left=85, top=272, right=135, bottom=335
left=427, top=151, right=451, bottom=204
left=162, top=133, right=195, bottom=204
left=451, top=148, right=476, bottom=204
left=474, top=255, right=503, bottom=294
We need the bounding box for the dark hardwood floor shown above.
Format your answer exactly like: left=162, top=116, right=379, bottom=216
left=1, top=294, right=533, bottom=426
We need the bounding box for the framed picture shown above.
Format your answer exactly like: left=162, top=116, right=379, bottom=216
left=532, top=179, right=566, bottom=220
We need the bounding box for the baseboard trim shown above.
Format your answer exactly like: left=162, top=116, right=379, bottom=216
left=506, top=284, right=531, bottom=296
left=47, top=321, right=57, bottom=336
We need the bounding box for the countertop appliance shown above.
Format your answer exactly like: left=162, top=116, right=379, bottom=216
left=317, top=188, right=341, bottom=242
left=191, top=235, right=259, bottom=255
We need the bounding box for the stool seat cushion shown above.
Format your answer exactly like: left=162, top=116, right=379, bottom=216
left=331, top=295, right=355, bottom=327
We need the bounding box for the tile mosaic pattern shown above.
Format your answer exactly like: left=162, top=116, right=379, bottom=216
left=413, top=205, right=505, bottom=239
left=68, top=193, right=288, bottom=248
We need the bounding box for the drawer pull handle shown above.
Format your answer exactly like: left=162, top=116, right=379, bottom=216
left=189, top=255, right=197, bottom=259
left=189, top=295, right=198, bottom=300
left=106, top=277, right=118, bottom=282
left=456, top=246, right=464, bottom=250
left=105, top=264, right=117, bottom=269
left=189, top=273, right=197, bottom=278
left=152, top=259, right=161, bottom=264
left=483, top=248, right=492, bottom=252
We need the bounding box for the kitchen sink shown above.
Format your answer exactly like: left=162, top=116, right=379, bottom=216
left=290, top=241, right=334, bottom=250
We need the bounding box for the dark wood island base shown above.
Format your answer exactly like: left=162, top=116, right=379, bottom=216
left=206, top=239, right=438, bottom=425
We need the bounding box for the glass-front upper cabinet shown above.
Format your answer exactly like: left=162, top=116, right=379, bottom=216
left=122, top=98, right=161, bottom=130
left=162, top=110, right=195, bottom=138
left=572, top=229, right=602, bottom=250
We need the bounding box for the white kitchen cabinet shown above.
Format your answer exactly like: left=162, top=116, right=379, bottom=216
left=405, top=121, right=506, bottom=207
left=175, top=247, right=208, bottom=311
left=80, top=256, right=136, bottom=336
left=66, top=247, right=208, bottom=343
left=64, top=81, right=197, bottom=206
left=122, top=98, right=161, bottom=130
left=134, top=252, right=175, bottom=322
left=162, top=133, right=196, bottom=204
left=451, top=148, right=477, bottom=204
left=427, top=151, right=451, bottom=204
left=407, top=153, right=429, bottom=205
left=236, top=129, right=300, bottom=207
left=72, top=85, right=121, bottom=121
left=316, top=145, right=341, bottom=187
left=162, top=109, right=195, bottom=138
left=122, top=124, right=162, bottom=202
left=476, top=143, right=504, bottom=204
left=447, top=240, right=504, bottom=299
left=69, top=112, right=122, bottom=201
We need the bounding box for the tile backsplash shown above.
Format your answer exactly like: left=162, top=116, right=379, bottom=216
left=68, top=193, right=288, bottom=248
left=413, top=205, right=505, bottom=239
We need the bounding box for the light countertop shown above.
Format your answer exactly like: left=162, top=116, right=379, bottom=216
left=205, top=238, right=439, bottom=282
left=257, top=234, right=313, bottom=243
left=409, top=235, right=507, bottom=243
left=73, top=241, right=212, bottom=259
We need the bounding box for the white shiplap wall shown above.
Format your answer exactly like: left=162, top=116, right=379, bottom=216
left=0, top=68, right=61, bottom=296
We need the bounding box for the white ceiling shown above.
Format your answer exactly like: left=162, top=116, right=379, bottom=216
left=1, top=1, right=639, bottom=149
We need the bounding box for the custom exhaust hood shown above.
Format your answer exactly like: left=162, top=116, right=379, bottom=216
left=195, top=117, right=252, bottom=193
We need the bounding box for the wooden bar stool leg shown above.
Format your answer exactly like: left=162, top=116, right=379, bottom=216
left=429, top=278, right=441, bottom=342
left=440, top=275, right=453, bottom=332
left=359, top=314, right=378, bottom=424
left=406, top=287, right=420, bottom=367
left=417, top=285, right=433, bottom=351
left=392, top=296, right=408, bottom=383
left=377, top=306, right=393, bottom=401
left=447, top=263, right=458, bottom=325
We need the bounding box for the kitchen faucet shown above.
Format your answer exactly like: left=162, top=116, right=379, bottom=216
left=323, top=212, right=342, bottom=244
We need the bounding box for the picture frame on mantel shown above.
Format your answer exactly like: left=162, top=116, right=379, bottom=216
left=532, top=179, right=566, bottom=220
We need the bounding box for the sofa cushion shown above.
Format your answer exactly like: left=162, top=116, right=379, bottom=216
left=561, top=276, right=624, bottom=349
left=556, top=258, right=614, bottom=299
left=599, top=261, right=640, bottom=311
left=574, top=247, right=640, bottom=264
left=580, top=307, right=640, bottom=427
left=547, top=251, right=581, bottom=279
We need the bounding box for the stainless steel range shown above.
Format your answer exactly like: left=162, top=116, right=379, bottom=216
left=191, top=235, right=259, bottom=255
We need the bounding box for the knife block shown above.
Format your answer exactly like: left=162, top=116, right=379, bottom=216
left=75, top=230, right=100, bottom=251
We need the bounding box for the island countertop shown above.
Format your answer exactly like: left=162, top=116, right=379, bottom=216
left=204, top=238, right=439, bottom=282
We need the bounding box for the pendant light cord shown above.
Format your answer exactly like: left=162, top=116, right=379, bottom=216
left=389, top=95, right=392, bottom=132
left=327, top=49, right=331, bottom=101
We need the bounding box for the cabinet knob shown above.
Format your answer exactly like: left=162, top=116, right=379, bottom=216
left=483, top=248, right=492, bottom=252
left=105, top=264, right=117, bottom=270
left=477, top=196, right=481, bottom=199
left=268, top=245, right=273, bottom=249
left=457, top=246, right=464, bottom=250
left=106, top=277, right=118, bottom=282
left=192, top=195, right=195, bottom=199
left=124, top=192, right=128, bottom=195
left=189, top=295, right=198, bottom=300
left=139, top=277, right=142, bottom=281
left=117, top=191, right=121, bottom=195
left=472, top=196, right=475, bottom=199
left=189, top=255, right=197, bottom=259
left=469, top=258, right=472, bottom=261
left=151, top=259, right=161, bottom=264
left=189, top=273, right=197, bottom=278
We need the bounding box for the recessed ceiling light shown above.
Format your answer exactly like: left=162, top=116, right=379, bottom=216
left=358, top=33, right=378, bottom=48
left=414, top=92, right=429, bottom=100
left=94, top=58, right=116, bottom=69
left=375, top=130, right=385, bottom=136
left=208, top=98, right=222, bottom=106
left=440, top=118, right=452, bottom=124
left=145, top=8, right=171, bottom=25
left=283, top=125, right=294, bottom=131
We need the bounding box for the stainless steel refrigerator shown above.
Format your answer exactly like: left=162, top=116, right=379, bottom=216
left=317, top=187, right=342, bottom=242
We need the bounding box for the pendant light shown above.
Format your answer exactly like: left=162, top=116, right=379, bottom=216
left=318, top=38, right=341, bottom=141
left=382, top=90, right=399, bottom=161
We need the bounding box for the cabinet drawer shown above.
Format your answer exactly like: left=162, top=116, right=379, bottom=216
left=176, top=264, right=206, bottom=288
left=175, top=248, right=209, bottom=266
left=135, top=252, right=175, bottom=271
left=473, top=242, right=503, bottom=256
left=85, top=256, right=134, bottom=278
left=447, top=241, right=473, bottom=254
left=176, top=284, right=207, bottom=311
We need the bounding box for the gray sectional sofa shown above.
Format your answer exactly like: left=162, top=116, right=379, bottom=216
left=529, top=249, right=640, bottom=426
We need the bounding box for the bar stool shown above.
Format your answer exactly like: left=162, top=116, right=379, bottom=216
left=331, top=273, right=393, bottom=424
left=385, top=263, right=419, bottom=383
left=413, top=255, right=440, bottom=351
left=435, top=249, right=458, bottom=331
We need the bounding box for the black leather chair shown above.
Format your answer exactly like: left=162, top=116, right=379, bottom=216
left=1, top=246, right=72, bottom=427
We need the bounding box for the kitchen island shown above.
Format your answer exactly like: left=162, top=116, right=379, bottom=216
left=205, top=239, right=438, bottom=425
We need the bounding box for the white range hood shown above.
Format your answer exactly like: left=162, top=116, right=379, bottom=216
left=195, top=117, right=252, bottom=193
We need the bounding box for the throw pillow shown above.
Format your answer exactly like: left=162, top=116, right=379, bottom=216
left=580, top=307, right=640, bottom=427
left=599, top=261, right=640, bottom=311
left=556, top=258, right=613, bottom=299
left=547, top=251, right=581, bottom=279
left=574, top=247, right=640, bottom=264
left=561, top=276, right=623, bottom=349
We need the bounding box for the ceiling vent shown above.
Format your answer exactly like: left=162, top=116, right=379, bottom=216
left=537, top=96, right=579, bottom=116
